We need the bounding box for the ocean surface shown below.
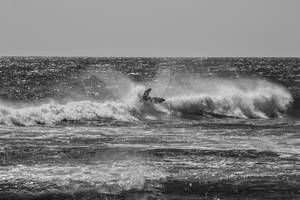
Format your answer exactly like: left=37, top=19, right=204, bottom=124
left=0, top=57, right=299, bottom=200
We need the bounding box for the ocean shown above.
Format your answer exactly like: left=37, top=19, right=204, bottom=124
left=0, top=57, right=299, bottom=200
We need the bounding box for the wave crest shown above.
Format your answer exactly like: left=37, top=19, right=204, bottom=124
left=165, top=79, right=292, bottom=119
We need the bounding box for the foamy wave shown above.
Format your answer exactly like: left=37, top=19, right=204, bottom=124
left=0, top=78, right=293, bottom=126
left=0, top=85, right=163, bottom=126
left=0, top=101, right=137, bottom=126
left=165, top=80, right=293, bottom=119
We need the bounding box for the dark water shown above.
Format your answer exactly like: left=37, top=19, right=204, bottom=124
left=0, top=57, right=300, bottom=200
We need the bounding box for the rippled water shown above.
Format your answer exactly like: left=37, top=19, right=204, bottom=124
left=0, top=57, right=299, bottom=200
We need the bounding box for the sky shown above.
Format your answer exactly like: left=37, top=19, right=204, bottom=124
left=0, top=0, right=299, bottom=57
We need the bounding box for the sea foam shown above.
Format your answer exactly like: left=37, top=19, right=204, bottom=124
left=0, top=75, right=293, bottom=126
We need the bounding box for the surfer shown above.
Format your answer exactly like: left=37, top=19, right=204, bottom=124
left=142, top=88, right=165, bottom=104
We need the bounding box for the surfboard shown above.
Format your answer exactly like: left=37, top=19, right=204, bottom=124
left=151, top=97, right=166, bottom=104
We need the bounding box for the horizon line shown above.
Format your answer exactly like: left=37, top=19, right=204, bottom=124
left=1, top=55, right=300, bottom=58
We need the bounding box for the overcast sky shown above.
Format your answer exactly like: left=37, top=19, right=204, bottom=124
left=0, top=0, right=299, bottom=57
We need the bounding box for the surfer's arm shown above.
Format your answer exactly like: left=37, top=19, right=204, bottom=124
left=142, top=88, right=152, bottom=100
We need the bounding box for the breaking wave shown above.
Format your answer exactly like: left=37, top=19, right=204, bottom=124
left=165, top=79, right=293, bottom=119
left=0, top=100, right=137, bottom=126
left=0, top=85, right=164, bottom=126
left=0, top=70, right=294, bottom=126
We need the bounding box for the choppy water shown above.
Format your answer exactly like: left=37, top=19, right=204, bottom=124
left=0, top=57, right=300, bottom=200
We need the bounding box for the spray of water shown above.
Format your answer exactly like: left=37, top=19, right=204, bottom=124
left=0, top=68, right=294, bottom=126
left=158, top=72, right=293, bottom=118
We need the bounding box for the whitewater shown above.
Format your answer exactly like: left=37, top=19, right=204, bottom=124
left=0, top=76, right=293, bottom=126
